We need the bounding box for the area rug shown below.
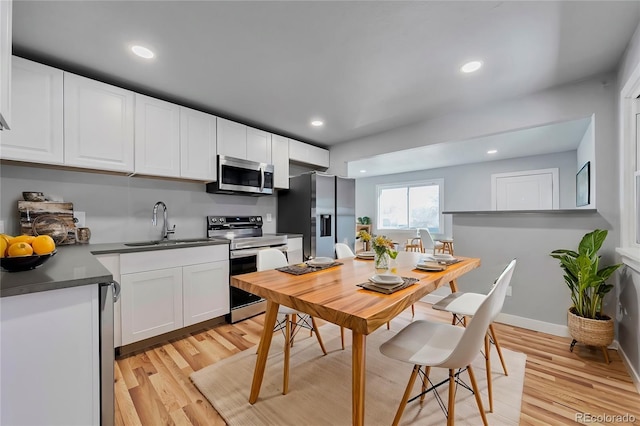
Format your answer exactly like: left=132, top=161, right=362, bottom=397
left=190, top=324, right=526, bottom=425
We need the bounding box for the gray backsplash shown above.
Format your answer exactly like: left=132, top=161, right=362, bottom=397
left=0, top=163, right=277, bottom=243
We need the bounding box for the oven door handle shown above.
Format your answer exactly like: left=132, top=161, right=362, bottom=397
left=230, top=245, right=288, bottom=259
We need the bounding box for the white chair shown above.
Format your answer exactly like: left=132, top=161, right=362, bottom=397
left=419, top=228, right=444, bottom=254
left=334, top=242, right=355, bottom=259
left=432, top=264, right=513, bottom=412
left=334, top=243, right=355, bottom=349
left=257, top=248, right=327, bottom=395
left=379, top=259, right=516, bottom=426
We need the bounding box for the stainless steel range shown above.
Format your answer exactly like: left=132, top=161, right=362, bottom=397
left=207, top=215, right=288, bottom=323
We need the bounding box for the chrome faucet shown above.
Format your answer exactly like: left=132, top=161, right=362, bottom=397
left=152, top=201, right=175, bottom=240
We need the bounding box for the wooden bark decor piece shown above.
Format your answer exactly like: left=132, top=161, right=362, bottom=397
left=18, top=201, right=77, bottom=245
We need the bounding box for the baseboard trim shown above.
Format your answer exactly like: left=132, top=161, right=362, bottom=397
left=617, top=341, right=640, bottom=394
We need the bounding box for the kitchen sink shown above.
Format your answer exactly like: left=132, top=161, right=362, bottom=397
left=124, top=238, right=212, bottom=247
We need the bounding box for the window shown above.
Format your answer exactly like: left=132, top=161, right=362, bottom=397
left=376, top=179, right=444, bottom=233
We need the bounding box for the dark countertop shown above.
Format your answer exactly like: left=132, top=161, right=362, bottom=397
left=0, top=239, right=230, bottom=298
left=1, top=244, right=113, bottom=298
left=0, top=235, right=303, bottom=298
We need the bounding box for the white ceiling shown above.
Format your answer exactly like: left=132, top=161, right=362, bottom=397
left=347, top=116, right=592, bottom=177
left=11, top=1, right=640, bottom=150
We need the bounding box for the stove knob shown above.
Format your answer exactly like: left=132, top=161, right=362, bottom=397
left=220, top=217, right=225, bottom=223
left=256, top=217, right=262, bottom=222
left=250, top=217, right=255, bottom=222
left=211, top=217, right=217, bottom=223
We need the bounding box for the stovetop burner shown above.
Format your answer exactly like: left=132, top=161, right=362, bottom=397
left=206, top=215, right=287, bottom=250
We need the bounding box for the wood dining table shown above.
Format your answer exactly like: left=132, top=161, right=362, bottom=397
left=230, top=251, right=481, bottom=426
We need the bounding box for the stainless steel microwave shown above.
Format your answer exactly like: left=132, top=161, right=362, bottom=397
left=206, top=155, right=275, bottom=196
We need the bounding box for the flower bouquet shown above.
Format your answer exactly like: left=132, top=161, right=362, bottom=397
left=358, top=230, right=397, bottom=270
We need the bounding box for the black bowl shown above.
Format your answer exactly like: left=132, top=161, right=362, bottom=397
left=0, top=251, right=57, bottom=272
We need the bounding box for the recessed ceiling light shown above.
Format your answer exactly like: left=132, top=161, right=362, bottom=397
left=487, top=149, right=497, bottom=154
left=311, top=120, right=324, bottom=127
left=460, top=61, right=482, bottom=73
left=131, top=45, right=154, bottom=59
left=360, top=169, right=367, bottom=173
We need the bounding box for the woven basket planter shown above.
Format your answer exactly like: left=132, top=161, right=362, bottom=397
left=567, top=307, right=614, bottom=347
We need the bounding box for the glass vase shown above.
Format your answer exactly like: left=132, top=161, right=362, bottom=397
left=374, top=250, right=389, bottom=270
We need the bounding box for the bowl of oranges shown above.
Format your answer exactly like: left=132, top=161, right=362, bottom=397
left=0, top=234, right=57, bottom=272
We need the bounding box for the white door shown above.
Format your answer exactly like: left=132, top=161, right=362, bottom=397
left=491, top=168, right=559, bottom=210
left=246, top=126, right=271, bottom=164
left=182, top=261, right=229, bottom=326
left=120, top=267, right=183, bottom=345
left=134, top=94, right=181, bottom=177
left=216, top=117, right=247, bottom=159
left=180, top=106, right=217, bottom=181
left=271, top=134, right=290, bottom=189
left=64, top=73, right=135, bottom=172
left=0, top=57, right=64, bottom=164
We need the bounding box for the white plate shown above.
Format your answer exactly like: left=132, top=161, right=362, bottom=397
left=356, top=251, right=375, bottom=259
left=415, top=263, right=445, bottom=272
left=433, top=254, right=455, bottom=261
left=370, top=274, right=404, bottom=285
left=306, top=257, right=334, bottom=267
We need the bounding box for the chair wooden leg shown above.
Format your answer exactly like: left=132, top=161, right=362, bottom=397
left=420, top=366, right=431, bottom=403
left=411, top=304, right=415, bottom=317
left=311, top=317, right=327, bottom=355
left=340, top=326, right=345, bottom=350
left=283, top=314, right=291, bottom=395
left=392, top=365, right=420, bottom=426
left=290, top=315, right=298, bottom=347
left=489, top=324, right=508, bottom=376
left=387, top=321, right=390, bottom=330
left=467, top=365, right=488, bottom=426
left=484, top=332, right=493, bottom=413
left=447, top=369, right=455, bottom=426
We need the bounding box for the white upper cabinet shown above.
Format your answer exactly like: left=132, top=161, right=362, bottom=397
left=134, top=94, right=181, bottom=177
left=0, top=57, right=64, bottom=164
left=271, top=134, right=290, bottom=189
left=216, top=117, right=247, bottom=159
left=0, top=0, right=12, bottom=130
left=289, top=139, right=330, bottom=169
left=180, top=106, right=217, bottom=181
left=246, top=126, right=272, bottom=164
left=64, top=73, right=134, bottom=172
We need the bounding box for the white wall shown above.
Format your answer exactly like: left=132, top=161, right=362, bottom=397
left=0, top=164, right=277, bottom=243
left=616, top=21, right=640, bottom=389
left=331, top=73, right=619, bottom=333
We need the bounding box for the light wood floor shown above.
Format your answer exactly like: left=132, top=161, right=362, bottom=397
left=115, top=303, right=640, bottom=425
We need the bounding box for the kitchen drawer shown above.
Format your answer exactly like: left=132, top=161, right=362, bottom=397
left=120, top=245, right=228, bottom=274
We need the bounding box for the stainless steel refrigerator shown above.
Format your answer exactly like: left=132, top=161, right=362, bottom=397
left=277, top=172, right=356, bottom=259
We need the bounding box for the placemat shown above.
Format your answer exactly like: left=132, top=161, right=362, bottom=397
left=276, top=261, right=343, bottom=275
left=357, top=277, right=419, bottom=294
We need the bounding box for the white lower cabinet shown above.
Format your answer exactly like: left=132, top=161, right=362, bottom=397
left=121, top=267, right=183, bottom=345
left=183, top=260, right=229, bottom=326
left=119, top=245, right=229, bottom=346
left=1, top=284, right=99, bottom=425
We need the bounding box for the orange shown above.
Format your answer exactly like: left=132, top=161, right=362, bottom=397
left=0, top=234, right=12, bottom=247
left=0, top=238, right=7, bottom=258
left=32, top=235, right=56, bottom=255
left=7, top=242, right=34, bottom=257
left=8, top=234, right=36, bottom=245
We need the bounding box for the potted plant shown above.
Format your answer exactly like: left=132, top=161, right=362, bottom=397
left=550, top=229, right=622, bottom=357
